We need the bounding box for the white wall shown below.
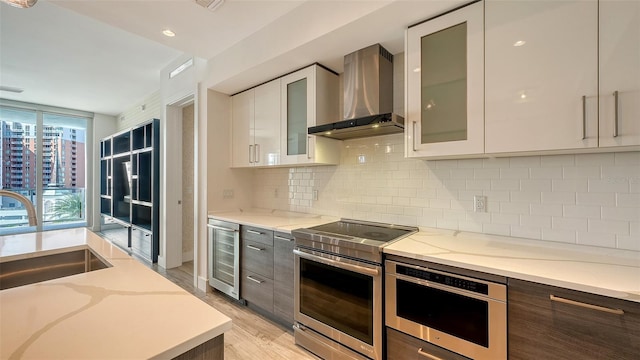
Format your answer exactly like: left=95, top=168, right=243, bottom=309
left=116, top=91, right=162, bottom=130
left=90, top=113, right=117, bottom=232
left=253, top=138, right=640, bottom=251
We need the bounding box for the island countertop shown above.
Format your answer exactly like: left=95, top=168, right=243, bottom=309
left=0, top=228, right=232, bottom=359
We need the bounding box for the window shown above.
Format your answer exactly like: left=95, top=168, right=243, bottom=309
left=0, top=101, right=91, bottom=233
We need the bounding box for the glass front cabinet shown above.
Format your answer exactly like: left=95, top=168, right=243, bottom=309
left=406, top=1, right=484, bottom=158
left=280, top=64, right=340, bottom=166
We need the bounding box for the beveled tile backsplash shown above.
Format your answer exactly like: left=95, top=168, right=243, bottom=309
left=253, top=134, right=640, bottom=251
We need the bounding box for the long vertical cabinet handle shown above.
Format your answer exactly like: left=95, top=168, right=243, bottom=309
left=581, top=95, right=587, bottom=140
left=249, top=144, right=254, bottom=163
left=307, top=136, right=312, bottom=159
left=412, top=121, right=418, bottom=151
left=613, top=90, right=619, bottom=137
left=255, top=144, right=260, bottom=163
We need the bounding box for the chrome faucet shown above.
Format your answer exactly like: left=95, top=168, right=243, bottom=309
left=0, top=190, right=37, bottom=226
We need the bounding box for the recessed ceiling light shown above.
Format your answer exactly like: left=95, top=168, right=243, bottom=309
left=162, top=29, right=176, bottom=37
left=513, top=40, right=526, bottom=47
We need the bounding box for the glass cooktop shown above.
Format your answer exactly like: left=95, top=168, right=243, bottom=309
left=307, top=220, right=414, bottom=243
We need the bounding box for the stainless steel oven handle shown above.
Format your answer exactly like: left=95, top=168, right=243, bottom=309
left=417, top=348, right=443, bottom=360
left=293, top=249, right=379, bottom=276
left=207, top=224, right=238, bottom=232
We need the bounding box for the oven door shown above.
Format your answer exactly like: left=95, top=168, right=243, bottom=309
left=385, top=260, right=507, bottom=360
left=294, top=248, right=382, bottom=360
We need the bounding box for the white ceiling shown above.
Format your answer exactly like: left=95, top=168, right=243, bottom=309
left=0, top=0, right=465, bottom=116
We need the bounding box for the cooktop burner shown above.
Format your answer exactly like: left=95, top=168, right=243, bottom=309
left=307, top=221, right=412, bottom=243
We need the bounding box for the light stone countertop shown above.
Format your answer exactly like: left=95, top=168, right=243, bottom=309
left=209, top=210, right=640, bottom=303
left=0, top=228, right=232, bottom=359
left=208, top=208, right=338, bottom=233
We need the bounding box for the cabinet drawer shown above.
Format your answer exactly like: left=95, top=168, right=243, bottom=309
left=131, top=227, right=152, bottom=261
left=241, top=239, right=274, bottom=278
left=241, top=226, right=273, bottom=246
left=386, top=327, right=470, bottom=360
left=508, top=278, right=640, bottom=359
left=241, top=269, right=274, bottom=313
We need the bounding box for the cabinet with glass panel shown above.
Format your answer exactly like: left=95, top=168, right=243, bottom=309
left=279, top=64, right=341, bottom=166
left=405, top=1, right=484, bottom=158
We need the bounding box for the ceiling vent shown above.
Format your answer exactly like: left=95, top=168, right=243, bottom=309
left=195, top=0, right=224, bottom=12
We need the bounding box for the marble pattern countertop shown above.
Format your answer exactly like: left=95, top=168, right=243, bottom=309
left=0, top=228, right=232, bottom=359
left=209, top=210, right=640, bottom=303
left=208, top=208, right=338, bottom=233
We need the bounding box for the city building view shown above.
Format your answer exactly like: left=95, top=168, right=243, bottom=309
left=0, top=117, right=86, bottom=229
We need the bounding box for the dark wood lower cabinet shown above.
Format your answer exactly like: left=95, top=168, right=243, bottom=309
left=273, top=232, right=295, bottom=325
left=386, top=327, right=471, bottom=360
left=508, top=278, right=640, bottom=360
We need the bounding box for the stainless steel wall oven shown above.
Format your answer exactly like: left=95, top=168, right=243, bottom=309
left=385, top=259, right=507, bottom=360
left=292, top=219, right=417, bottom=360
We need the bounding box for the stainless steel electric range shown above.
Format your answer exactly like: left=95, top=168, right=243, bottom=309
left=291, top=219, right=418, bottom=360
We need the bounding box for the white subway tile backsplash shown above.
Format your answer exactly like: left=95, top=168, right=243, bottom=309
left=500, top=168, right=529, bottom=179
left=562, top=166, right=601, bottom=179
left=521, top=179, right=552, bottom=192
left=617, top=193, right=640, bottom=207
left=615, top=152, right=640, bottom=165
left=616, top=235, right=640, bottom=251
left=510, top=156, right=541, bottom=168
left=577, top=232, right=616, bottom=248
left=521, top=215, right=552, bottom=228
left=576, top=192, right=616, bottom=206
left=491, top=179, right=520, bottom=191
left=542, top=229, right=576, bottom=244
left=589, top=178, right=629, bottom=193
left=575, top=153, right=615, bottom=166
left=552, top=217, right=588, bottom=232
left=511, top=191, right=541, bottom=204
left=540, top=155, right=575, bottom=167
left=541, top=192, right=575, bottom=204
left=531, top=204, right=563, bottom=217
left=588, top=219, right=629, bottom=235
left=252, top=137, right=638, bottom=251
left=475, top=168, right=500, bottom=179
left=483, top=223, right=511, bottom=236
left=602, top=207, right=640, bottom=222
left=511, top=226, right=542, bottom=240
left=563, top=205, right=601, bottom=219
left=530, top=167, right=563, bottom=179
left=552, top=179, right=589, bottom=192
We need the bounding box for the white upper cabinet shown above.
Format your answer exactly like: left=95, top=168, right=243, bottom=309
left=485, top=0, right=599, bottom=153
left=406, top=1, right=484, bottom=158
left=231, top=79, right=281, bottom=167
left=599, top=0, right=640, bottom=148
left=280, top=64, right=340, bottom=166
left=231, top=88, right=254, bottom=167
left=254, top=79, right=281, bottom=165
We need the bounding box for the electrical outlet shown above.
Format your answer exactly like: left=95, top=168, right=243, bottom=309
left=312, top=189, right=319, bottom=201
left=223, top=189, right=234, bottom=199
left=474, top=195, right=487, bottom=212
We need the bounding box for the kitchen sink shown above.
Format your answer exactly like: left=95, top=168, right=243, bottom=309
left=0, top=249, right=110, bottom=290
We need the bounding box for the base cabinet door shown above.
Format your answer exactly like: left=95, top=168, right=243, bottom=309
left=386, top=328, right=471, bottom=360
left=508, top=279, right=640, bottom=360
left=273, top=232, right=294, bottom=325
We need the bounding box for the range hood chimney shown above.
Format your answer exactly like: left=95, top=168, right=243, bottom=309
left=309, top=44, right=404, bottom=140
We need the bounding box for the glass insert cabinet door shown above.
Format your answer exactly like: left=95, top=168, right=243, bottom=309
left=406, top=1, right=484, bottom=158
left=280, top=66, right=316, bottom=165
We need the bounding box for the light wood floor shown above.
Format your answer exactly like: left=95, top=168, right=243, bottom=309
left=151, top=261, right=319, bottom=360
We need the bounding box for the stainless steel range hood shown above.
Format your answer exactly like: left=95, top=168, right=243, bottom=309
left=308, top=44, right=404, bottom=140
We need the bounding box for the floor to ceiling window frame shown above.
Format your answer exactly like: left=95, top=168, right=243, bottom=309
left=0, top=99, right=93, bottom=234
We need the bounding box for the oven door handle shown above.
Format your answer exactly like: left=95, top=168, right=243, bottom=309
left=293, top=249, right=379, bottom=276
